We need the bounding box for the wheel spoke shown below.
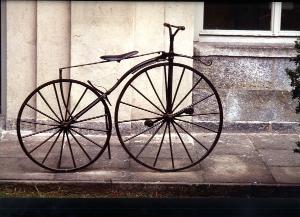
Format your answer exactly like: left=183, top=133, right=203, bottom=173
left=145, top=71, right=166, bottom=111
left=20, top=120, right=59, bottom=127
left=42, top=130, right=62, bottom=164
left=120, top=101, right=162, bottom=116
left=66, top=131, right=76, bottom=168
left=172, top=77, right=203, bottom=112
left=167, top=123, right=175, bottom=169
left=164, top=66, right=168, bottom=105
left=153, top=123, right=167, bottom=167
left=136, top=121, right=164, bottom=158
left=175, top=117, right=218, bottom=133
left=70, top=128, right=103, bottom=149
left=179, top=112, right=220, bottom=118
left=171, top=67, right=185, bottom=110
left=69, top=130, right=92, bottom=161
left=29, top=129, right=60, bottom=154
left=64, top=82, right=72, bottom=120
left=171, top=121, right=193, bottom=163
left=130, top=83, right=164, bottom=114
left=38, top=91, right=62, bottom=122
left=53, top=83, right=64, bottom=120
left=173, top=121, right=208, bottom=151
left=123, top=120, right=163, bottom=143
left=21, top=126, right=59, bottom=139
left=74, top=114, right=107, bottom=124
left=57, top=131, right=66, bottom=168
left=118, top=116, right=162, bottom=124
left=68, top=87, right=88, bottom=120
left=71, top=125, right=108, bottom=133
left=189, top=93, right=215, bottom=108
left=26, top=104, right=60, bottom=124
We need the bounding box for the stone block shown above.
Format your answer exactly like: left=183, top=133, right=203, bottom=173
left=212, top=133, right=257, bottom=156
left=54, top=170, right=129, bottom=182
left=274, top=58, right=297, bottom=91
left=129, top=171, right=204, bottom=183
left=194, top=57, right=273, bottom=90
left=270, top=167, right=300, bottom=184
left=248, top=133, right=299, bottom=150
left=201, top=154, right=275, bottom=184
left=222, top=121, right=270, bottom=133
left=0, top=157, right=55, bottom=180
left=258, top=149, right=300, bottom=167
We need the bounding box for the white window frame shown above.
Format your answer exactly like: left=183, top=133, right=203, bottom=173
left=195, top=2, right=300, bottom=41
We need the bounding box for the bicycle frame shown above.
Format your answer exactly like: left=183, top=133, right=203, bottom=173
left=58, top=25, right=212, bottom=124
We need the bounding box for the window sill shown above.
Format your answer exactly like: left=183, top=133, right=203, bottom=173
left=194, top=38, right=297, bottom=58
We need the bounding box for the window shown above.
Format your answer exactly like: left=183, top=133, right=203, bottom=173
left=195, top=2, right=300, bottom=39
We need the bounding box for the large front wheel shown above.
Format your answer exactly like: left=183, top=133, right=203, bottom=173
left=115, top=63, right=223, bottom=172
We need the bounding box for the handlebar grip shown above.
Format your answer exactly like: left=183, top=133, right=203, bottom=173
left=164, top=23, right=185, bottom=31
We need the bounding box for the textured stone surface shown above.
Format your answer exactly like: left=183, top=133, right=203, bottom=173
left=270, top=167, right=300, bottom=184
left=194, top=57, right=273, bottom=90
left=212, top=134, right=256, bottom=156
left=201, top=154, right=275, bottom=184
left=1, top=133, right=300, bottom=185
left=258, top=149, right=300, bottom=167
left=274, top=58, right=297, bottom=91
left=248, top=134, right=299, bottom=150
left=129, top=171, right=204, bottom=183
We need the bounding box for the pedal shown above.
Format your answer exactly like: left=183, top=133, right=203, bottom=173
left=185, top=107, right=194, bottom=115
left=144, top=119, right=154, bottom=127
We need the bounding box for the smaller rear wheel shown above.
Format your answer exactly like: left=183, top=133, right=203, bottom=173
left=17, top=79, right=112, bottom=172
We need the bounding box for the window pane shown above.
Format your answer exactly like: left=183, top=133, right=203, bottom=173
left=203, top=3, right=271, bottom=30
left=281, top=2, right=300, bottom=31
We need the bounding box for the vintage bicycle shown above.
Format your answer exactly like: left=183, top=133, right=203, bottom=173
left=17, top=23, right=223, bottom=172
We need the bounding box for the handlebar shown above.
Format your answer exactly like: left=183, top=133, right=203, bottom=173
left=163, top=23, right=185, bottom=31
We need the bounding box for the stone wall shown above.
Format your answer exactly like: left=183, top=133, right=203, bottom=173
left=194, top=42, right=299, bottom=133
left=3, top=1, right=195, bottom=130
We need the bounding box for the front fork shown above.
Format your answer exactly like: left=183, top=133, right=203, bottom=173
left=166, top=56, right=174, bottom=114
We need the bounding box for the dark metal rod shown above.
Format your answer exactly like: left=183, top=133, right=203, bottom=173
left=42, top=131, right=62, bottom=164
left=20, top=120, right=59, bottom=127
left=145, top=71, right=166, bottom=111
left=179, top=112, right=220, bottom=117
left=171, top=121, right=193, bottom=163
left=66, top=132, right=76, bottom=168
left=118, top=116, right=162, bottom=124
left=38, top=91, right=62, bottom=122
left=174, top=121, right=208, bottom=151
left=21, top=126, right=59, bottom=139
left=57, top=131, right=65, bottom=169
left=172, top=77, right=203, bottom=112
left=68, top=130, right=92, bottom=161
left=26, top=104, right=60, bottom=124
left=175, top=117, right=217, bottom=133
left=70, top=128, right=103, bottom=149
left=64, top=82, right=72, bottom=120
left=171, top=67, right=185, bottom=109
left=120, top=101, right=162, bottom=116
left=129, top=83, right=164, bottom=114
left=29, top=129, right=60, bottom=154
left=123, top=120, right=163, bottom=143
left=136, top=121, right=164, bottom=158
left=53, top=83, right=64, bottom=120
left=72, top=97, right=102, bottom=122
left=68, top=87, right=88, bottom=120
left=71, top=125, right=108, bottom=133
left=153, top=123, right=167, bottom=167
left=75, top=114, right=107, bottom=124
left=189, top=93, right=214, bottom=108
left=168, top=123, right=175, bottom=169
